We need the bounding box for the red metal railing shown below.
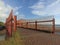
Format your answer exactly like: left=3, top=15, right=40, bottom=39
left=17, top=18, right=55, bottom=33
left=5, top=10, right=17, bottom=37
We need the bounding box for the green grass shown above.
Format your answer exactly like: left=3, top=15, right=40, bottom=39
left=0, top=30, right=23, bottom=45
left=0, top=22, right=4, bottom=26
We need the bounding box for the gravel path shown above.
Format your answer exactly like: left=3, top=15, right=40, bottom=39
left=18, top=28, right=60, bottom=45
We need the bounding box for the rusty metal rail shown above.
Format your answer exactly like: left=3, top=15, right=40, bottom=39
left=17, top=18, right=55, bottom=33
left=5, top=10, right=17, bottom=37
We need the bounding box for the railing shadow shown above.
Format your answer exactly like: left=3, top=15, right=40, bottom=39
left=18, top=27, right=53, bottom=33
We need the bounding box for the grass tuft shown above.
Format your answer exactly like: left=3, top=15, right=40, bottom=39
left=0, top=30, right=23, bottom=45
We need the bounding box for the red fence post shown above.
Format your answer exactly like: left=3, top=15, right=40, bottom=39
left=22, top=23, right=23, bottom=28
left=26, top=22, right=28, bottom=28
left=20, top=23, right=22, bottom=27
left=35, top=21, right=37, bottom=30
left=9, top=21, right=12, bottom=37
left=52, top=18, right=55, bottom=33
left=5, top=10, right=17, bottom=38
left=14, top=16, right=17, bottom=32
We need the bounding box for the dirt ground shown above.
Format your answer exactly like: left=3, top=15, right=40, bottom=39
left=18, top=28, right=60, bottom=45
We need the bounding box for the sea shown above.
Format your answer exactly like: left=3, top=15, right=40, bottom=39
left=55, top=24, right=60, bottom=28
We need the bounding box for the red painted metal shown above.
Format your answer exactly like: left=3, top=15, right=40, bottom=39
left=5, top=10, right=17, bottom=37
left=17, top=18, right=55, bottom=33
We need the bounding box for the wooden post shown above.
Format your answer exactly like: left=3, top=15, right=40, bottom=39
left=9, top=17, right=12, bottom=37
left=20, top=23, right=22, bottom=27
left=5, top=10, right=17, bottom=38
left=14, top=16, right=17, bottom=32
left=19, top=23, right=20, bottom=27
left=52, top=18, right=55, bottom=33
left=8, top=20, right=12, bottom=37
left=35, top=21, right=37, bottom=30
left=10, top=14, right=12, bottom=37
left=21, top=23, right=22, bottom=27
left=26, top=22, right=28, bottom=28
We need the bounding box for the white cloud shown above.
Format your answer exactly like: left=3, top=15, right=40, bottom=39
left=13, top=6, right=22, bottom=11
left=0, top=0, right=14, bottom=22
left=29, top=0, right=60, bottom=24
left=15, top=12, right=19, bottom=15
left=29, top=0, right=60, bottom=16
left=47, top=0, right=60, bottom=8
left=30, top=2, right=45, bottom=10
left=13, top=10, right=25, bottom=20
left=29, top=1, right=46, bottom=15
left=17, top=14, right=25, bottom=20
left=32, top=10, right=47, bottom=15
left=46, top=0, right=60, bottom=15
left=0, top=0, right=23, bottom=22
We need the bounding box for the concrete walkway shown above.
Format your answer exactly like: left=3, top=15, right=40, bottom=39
left=18, top=28, right=60, bottom=45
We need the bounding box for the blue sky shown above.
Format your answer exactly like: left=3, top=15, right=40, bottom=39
left=0, top=0, right=60, bottom=24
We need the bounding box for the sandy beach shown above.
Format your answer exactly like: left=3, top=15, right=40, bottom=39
left=18, top=27, right=60, bottom=45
